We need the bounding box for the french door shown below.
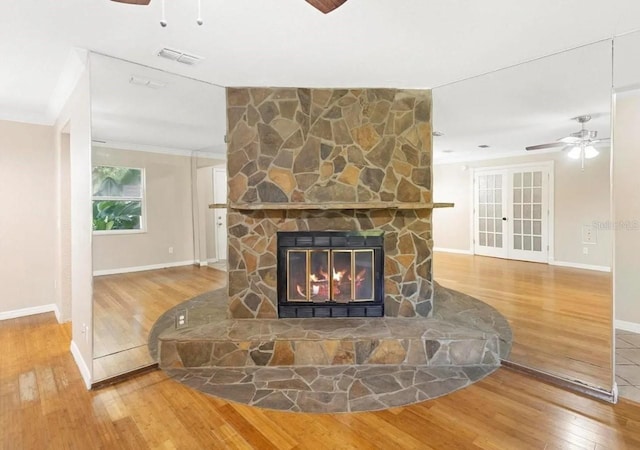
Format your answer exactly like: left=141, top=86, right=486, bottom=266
left=474, top=165, right=551, bottom=263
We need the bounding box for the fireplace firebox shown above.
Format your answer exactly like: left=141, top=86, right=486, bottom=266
left=277, top=231, right=384, bottom=318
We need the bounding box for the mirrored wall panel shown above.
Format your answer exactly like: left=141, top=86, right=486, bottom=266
left=432, top=40, right=613, bottom=390
left=90, top=53, right=227, bottom=382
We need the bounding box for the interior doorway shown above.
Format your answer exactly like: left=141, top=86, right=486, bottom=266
left=473, top=162, right=553, bottom=263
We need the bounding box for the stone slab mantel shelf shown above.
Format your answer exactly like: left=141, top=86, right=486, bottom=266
left=209, top=202, right=455, bottom=211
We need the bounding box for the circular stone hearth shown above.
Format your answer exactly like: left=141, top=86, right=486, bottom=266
left=149, top=284, right=512, bottom=413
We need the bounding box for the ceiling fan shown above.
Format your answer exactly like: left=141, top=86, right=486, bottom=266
left=111, top=0, right=348, bottom=14
left=525, top=115, right=609, bottom=169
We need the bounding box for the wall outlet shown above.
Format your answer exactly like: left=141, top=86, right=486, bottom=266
left=168, top=246, right=174, bottom=254
left=582, top=225, right=597, bottom=244
left=176, top=309, right=188, bottom=328
left=81, top=323, right=90, bottom=343
left=583, top=247, right=589, bottom=255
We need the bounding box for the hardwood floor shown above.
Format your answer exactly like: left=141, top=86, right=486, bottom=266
left=2, top=312, right=640, bottom=449
left=92, top=265, right=226, bottom=381
left=433, top=252, right=613, bottom=389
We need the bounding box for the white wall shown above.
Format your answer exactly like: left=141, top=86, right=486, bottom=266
left=56, top=132, right=72, bottom=321
left=92, top=147, right=196, bottom=273
left=0, top=120, right=57, bottom=317
left=433, top=149, right=612, bottom=268
left=613, top=89, right=640, bottom=328
left=54, top=59, right=93, bottom=388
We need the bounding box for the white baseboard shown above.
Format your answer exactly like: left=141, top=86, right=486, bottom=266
left=70, top=340, right=92, bottom=390
left=0, top=303, right=61, bottom=322
left=93, top=260, right=196, bottom=276
left=615, top=320, right=640, bottom=334
left=548, top=259, right=611, bottom=272
left=433, top=247, right=473, bottom=255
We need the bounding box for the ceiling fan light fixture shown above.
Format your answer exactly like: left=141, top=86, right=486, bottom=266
left=584, top=145, right=599, bottom=159
left=568, top=146, right=582, bottom=159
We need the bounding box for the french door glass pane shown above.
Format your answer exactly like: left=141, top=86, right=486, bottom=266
left=533, top=171, right=542, bottom=186
left=533, top=236, right=542, bottom=252
left=514, top=220, right=522, bottom=234
left=533, top=204, right=542, bottom=219
left=513, top=173, right=522, bottom=187
left=514, top=235, right=522, bottom=250
left=514, top=188, right=521, bottom=202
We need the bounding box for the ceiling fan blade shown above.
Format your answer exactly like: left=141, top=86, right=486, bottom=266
left=559, top=136, right=581, bottom=144
left=111, top=0, right=151, bottom=5
left=525, top=142, right=566, bottom=151
left=306, top=0, right=348, bottom=14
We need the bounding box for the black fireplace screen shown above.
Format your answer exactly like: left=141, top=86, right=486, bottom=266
left=277, top=231, right=384, bottom=318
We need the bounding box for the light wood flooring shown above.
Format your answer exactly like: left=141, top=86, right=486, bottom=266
left=433, top=252, right=613, bottom=389
left=92, top=265, right=226, bottom=381
left=2, top=312, right=640, bottom=449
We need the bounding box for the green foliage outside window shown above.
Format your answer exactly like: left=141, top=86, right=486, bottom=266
left=92, top=166, right=143, bottom=231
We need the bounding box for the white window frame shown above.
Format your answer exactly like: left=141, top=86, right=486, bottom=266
left=92, top=165, right=147, bottom=235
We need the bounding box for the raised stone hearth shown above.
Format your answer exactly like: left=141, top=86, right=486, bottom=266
left=152, top=284, right=512, bottom=412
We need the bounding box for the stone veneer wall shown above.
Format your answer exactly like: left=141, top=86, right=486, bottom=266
left=226, top=88, right=433, bottom=319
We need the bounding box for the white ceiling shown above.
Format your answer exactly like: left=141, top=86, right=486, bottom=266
left=432, top=40, right=613, bottom=164
left=90, top=54, right=227, bottom=154
left=2, top=1, right=640, bottom=158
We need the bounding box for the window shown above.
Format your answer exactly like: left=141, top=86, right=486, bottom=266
left=92, top=165, right=144, bottom=232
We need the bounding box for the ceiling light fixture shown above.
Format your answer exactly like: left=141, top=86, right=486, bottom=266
left=568, top=143, right=600, bottom=170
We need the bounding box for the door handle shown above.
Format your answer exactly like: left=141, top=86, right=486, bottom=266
left=502, top=217, right=507, bottom=221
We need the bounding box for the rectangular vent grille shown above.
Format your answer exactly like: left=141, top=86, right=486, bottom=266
left=157, top=47, right=204, bottom=65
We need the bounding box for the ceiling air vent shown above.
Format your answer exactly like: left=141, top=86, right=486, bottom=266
left=157, top=47, right=204, bottom=65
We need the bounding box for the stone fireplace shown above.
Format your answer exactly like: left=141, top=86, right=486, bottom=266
left=154, top=87, right=511, bottom=414
left=225, top=87, right=434, bottom=319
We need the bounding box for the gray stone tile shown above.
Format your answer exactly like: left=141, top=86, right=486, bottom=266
left=616, top=375, right=631, bottom=386
left=253, top=391, right=296, bottom=411
left=378, top=387, right=419, bottom=408
left=618, top=334, right=640, bottom=348
left=361, top=375, right=403, bottom=394
left=349, top=396, right=387, bottom=412
left=618, top=385, right=640, bottom=403
left=616, top=328, right=638, bottom=336
left=296, top=392, right=349, bottom=413
left=616, top=337, right=636, bottom=349
left=615, top=365, right=640, bottom=385
left=616, top=349, right=640, bottom=365
left=616, top=354, right=636, bottom=365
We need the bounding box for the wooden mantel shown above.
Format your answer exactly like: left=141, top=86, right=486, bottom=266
left=209, top=202, right=454, bottom=210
